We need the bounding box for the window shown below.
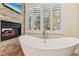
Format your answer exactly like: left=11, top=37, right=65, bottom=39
left=26, top=4, right=62, bottom=34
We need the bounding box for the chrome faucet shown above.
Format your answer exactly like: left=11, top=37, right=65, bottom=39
left=43, top=27, right=46, bottom=39
left=43, top=25, right=47, bottom=43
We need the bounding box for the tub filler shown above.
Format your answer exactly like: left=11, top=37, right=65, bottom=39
left=19, top=35, right=79, bottom=56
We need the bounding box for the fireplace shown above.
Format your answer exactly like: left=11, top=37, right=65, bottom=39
left=0, top=20, right=21, bottom=41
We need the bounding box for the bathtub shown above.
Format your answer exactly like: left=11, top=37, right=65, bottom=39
left=19, top=35, right=79, bottom=56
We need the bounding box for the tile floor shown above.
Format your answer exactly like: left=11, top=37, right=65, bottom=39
left=0, top=38, right=24, bottom=56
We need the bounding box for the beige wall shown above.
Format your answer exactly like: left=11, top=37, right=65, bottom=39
left=25, top=3, right=79, bottom=39
left=62, top=3, right=78, bottom=37
left=77, top=4, right=79, bottom=38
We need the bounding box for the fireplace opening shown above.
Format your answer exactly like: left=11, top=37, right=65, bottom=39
left=1, top=20, right=21, bottom=41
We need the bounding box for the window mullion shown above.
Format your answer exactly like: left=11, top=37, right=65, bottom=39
left=40, top=6, right=43, bottom=32
left=50, top=5, right=53, bottom=31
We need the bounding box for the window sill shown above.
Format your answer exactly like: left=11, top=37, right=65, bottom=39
left=26, top=30, right=63, bottom=35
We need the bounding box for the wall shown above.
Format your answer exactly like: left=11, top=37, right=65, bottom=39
left=25, top=3, right=79, bottom=39
left=77, top=4, right=79, bottom=38
left=61, top=3, right=78, bottom=37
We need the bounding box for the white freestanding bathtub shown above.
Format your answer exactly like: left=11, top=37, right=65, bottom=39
left=19, top=35, right=79, bottom=56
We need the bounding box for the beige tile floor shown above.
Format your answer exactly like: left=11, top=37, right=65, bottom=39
left=0, top=38, right=24, bottom=56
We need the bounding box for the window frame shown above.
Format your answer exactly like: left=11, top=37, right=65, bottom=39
left=26, top=4, right=63, bottom=35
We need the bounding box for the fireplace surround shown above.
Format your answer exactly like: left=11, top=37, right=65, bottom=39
left=0, top=20, right=21, bottom=41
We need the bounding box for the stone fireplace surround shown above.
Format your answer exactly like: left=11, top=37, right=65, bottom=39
left=0, top=4, right=24, bottom=55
